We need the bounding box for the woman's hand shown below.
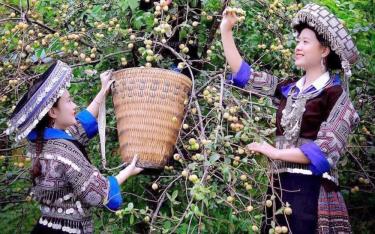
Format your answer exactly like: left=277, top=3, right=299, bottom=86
left=220, top=8, right=239, bottom=33
left=100, top=70, right=114, bottom=95
left=246, top=141, right=280, bottom=160
left=124, top=155, right=144, bottom=177
left=116, top=155, right=143, bottom=185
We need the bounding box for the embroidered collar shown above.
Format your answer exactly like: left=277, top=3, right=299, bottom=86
left=281, top=73, right=341, bottom=98
left=27, top=128, right=75, bottom=142
left=295, top=72, right=330, bottom=92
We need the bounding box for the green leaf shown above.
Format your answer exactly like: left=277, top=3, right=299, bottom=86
left=119, top=0, right=129, bottom=11
left=209, top=153, right=220, bottom=164
left=130, top=214, right=134, bottom=225
left=128, top=0, right=140, bottom=12
left=172, top=190, right=178, bottom=200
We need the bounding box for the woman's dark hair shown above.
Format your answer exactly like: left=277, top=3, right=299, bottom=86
left=294, top=23, right=341, bottom=70
left=31, top=104, right=58, bottom=183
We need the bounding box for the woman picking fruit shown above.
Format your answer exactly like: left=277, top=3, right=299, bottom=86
left=221, top=3, right=359, bottom=233
left=6, top=61, right=143, bottom=234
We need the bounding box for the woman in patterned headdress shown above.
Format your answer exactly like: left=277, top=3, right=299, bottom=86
left=6, top=61, right=143, bottom=234
left=220, top=3, right=359, bottom=233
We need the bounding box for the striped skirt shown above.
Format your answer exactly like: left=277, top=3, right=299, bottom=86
left=261, top=173, right=351, bottom=234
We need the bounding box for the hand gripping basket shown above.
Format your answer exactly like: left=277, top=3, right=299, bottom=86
left=109, top=67, right=192, bottom=169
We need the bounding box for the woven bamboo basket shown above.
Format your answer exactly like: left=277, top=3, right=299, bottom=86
left=111, top=67, right=192, bottom=168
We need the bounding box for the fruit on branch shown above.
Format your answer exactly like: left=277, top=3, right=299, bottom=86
left=152, top=183, right=159, bottom=190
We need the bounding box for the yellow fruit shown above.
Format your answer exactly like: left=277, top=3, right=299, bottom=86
left=240, top=174, right=247, bottom=181
left=182, top=124, right=189, bottom=129
left=188, top=138, right=197, bottom=145
left=25, top=195, right=32, bottom=202
left=146, top=55, right=154, bottom=62
left=173, top=153, right=180, bottom=161
left=191, top=143, right=200, bottom=150
left=192, top=21, right=199, bottom=27
left=275, top=226, right=282, bottom=234
left=252, top=225, right=258, bottom=232
left=177, top=62, right=185, bottom=70
left=178, top=43, right=185, bottom=49
left=143, top=215, right=150, bottom=222
left=246, top=205, right=254, bottom=212
left=265, top=200, right=272, bottom=207
left=226, top=196, right=235, bottom=203
left=128, top=43, right=134, bottom=49
left=189, top=174, right=198, bottom=183
left=281, top=226, right=288, bottom=233
left=284, top=207, right=292, bottom=215
left=181, top=170, right=188, bottom=177
left=151, top=183, right=158, bottom=190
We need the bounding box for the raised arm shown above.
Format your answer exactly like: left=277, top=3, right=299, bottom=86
left=220, top=8, right=280, bottom=97
left=220, top=9, right=243, bottom=73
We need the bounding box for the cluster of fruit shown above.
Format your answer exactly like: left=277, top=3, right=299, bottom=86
left=225, top=7, right=246, bottom=22
left=75, top=47, right=97, bottom=63
left=154, top=0, right=170, bottom=15
left=8, top=79, right=19, bottom=86
left=154, top=21, right=172, bottom=35
left=223, top=106, right=244, bottom=132
left=185, top=138, right=200, bottom=151
left=202, top=86, right=220, bottom=105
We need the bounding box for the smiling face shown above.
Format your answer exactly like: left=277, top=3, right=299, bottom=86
left=294, top=28, right=330, bottom=71
left=48, top=90, right=77, bottom=130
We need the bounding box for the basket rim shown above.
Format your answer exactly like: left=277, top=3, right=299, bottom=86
left=113, top=67, right=192, bottom=85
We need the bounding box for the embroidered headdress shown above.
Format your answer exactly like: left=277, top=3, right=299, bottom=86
left=5, top=60, right=72, bottom=142
left=292, top=3, right=359, bottom=78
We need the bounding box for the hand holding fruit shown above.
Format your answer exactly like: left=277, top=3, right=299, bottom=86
left=100, top=69, right=115, bottom=95
left=246, top=141, right=280, bottom=160
left=220, top=7, right=246, bottom=32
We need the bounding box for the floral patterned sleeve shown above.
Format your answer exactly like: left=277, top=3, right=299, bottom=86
left=226, top=60, right=280, bottom=97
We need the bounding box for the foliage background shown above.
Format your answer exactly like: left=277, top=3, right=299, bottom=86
left=0, top=0, right=374, bottom=233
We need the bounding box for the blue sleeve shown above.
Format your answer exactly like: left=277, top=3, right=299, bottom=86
left=226, top=60, right=252, bottom=88
left=75, top=109, right=98, bottom=139
left=105, top=176, right=123, bottom=211
left=300, top=142, right=331, bottom=175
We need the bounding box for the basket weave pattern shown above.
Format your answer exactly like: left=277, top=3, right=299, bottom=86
left=112, top=68, right=192, bottom=168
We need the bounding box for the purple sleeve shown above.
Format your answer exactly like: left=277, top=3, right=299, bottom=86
left=300, top=142, right=331, bottom=175
left=226, top=60, right=252, bottom=88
